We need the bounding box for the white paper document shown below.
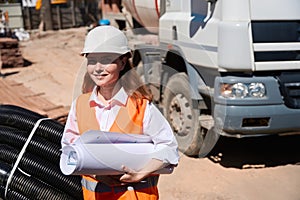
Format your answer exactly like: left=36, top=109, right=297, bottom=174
left=80, top=130, right=153, bottom=144
left=60, top=131, right=174, bottom=175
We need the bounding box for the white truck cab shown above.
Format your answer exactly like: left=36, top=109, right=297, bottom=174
left=120, top=0, right=300, bottom=156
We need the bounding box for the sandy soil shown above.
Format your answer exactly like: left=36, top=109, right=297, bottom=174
left=3, top=27, right=300, bottom=200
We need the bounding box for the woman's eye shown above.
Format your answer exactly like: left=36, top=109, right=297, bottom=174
left=87, top=59, right=97, bottom=65
left=99, top=58, right=115, bottom=64
left=87, top=57, right=118, bottom=65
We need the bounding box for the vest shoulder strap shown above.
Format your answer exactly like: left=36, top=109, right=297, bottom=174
left=76, top=93, right=99, bottom=134
left=110, top=98, right=147, bottom=134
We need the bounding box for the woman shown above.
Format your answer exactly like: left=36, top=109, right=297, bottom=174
left=61, top=26, right=179, bottom=200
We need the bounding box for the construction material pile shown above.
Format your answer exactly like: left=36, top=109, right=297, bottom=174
left=0, top=104, right=83, bottom=200
left=0, top=38, right=24, bottom=68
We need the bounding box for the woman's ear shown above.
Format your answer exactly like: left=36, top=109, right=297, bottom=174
left=120, top=57, right=127, bottom=70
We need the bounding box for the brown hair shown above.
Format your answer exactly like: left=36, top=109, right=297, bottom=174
left=81, top=71, right=95, bottom=94
left=81, top=53, right=153, bottom=103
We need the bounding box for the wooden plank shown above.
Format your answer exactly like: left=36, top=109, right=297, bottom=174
left=0, top=81, right=47, bottom=115
left=0, top=79, right=68, bottom=123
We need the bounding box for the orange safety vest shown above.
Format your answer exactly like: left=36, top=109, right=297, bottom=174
left=76, top=93, right=159, bottom=200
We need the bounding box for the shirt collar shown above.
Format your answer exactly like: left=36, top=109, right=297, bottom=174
left=89, top=86, right=128, bottom=107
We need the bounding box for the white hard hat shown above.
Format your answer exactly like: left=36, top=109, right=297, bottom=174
left=81, top=26, right=131, bottom=55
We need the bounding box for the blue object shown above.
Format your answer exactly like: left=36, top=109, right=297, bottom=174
left=99, top=19, right=111, bottom=26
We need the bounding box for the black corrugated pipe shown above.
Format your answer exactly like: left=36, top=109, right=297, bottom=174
left=0, top=125, right=61, bottom=163
left=0, top=185, right=30, bottom=200
left=0, top=105, right=83, bottom=199
left=0, top=162, right=30, bottom=200
left=0, top=105, right=64, bottom=144
left=0, top=160, right=76, bottom=200
left=0, top=144, right=83, bottom=199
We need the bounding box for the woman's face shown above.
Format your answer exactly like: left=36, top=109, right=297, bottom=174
left=86, top=53, right=125, bottom=88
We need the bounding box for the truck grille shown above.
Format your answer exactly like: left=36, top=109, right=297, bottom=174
left=251, top=21, right=300, bottom=62
left=277, top=71, right=300, bottom=109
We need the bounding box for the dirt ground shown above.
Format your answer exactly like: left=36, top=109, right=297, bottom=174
left=3, top=27, right=300, bottom=200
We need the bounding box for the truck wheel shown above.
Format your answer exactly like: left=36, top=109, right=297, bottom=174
left=163, top=73, right=203, bottom=156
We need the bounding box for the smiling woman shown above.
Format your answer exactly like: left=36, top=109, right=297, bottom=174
left=60, top=26, right=179, bottom=200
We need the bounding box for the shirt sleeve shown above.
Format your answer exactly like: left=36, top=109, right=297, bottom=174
left=61, top=98, right=80, bottom=148
left=143, top=103, right=179, bottom=165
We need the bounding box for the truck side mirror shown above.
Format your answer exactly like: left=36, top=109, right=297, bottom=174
left=203, top=0, right=217, bottom=23
left=206, top=0, right=217, bottom=3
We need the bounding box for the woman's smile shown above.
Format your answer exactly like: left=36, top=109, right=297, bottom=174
left=93, top=72, right=108, bottom=77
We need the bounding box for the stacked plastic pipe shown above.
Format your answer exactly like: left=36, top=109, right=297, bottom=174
left=0, top=105, right=83, bottom=200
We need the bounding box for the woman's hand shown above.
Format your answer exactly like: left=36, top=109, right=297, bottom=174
left=120, top=158, right=167, bottom=183
left=120, top=165, right=147, bottom=183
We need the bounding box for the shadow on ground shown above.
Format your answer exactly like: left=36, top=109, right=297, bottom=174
left=0, top=71, right=19, bottom=77
left=0, top=58, right=33, bottom=78
left=23, top=58, right=33, bottom=67
left=207, top=134, right=300, bottom=169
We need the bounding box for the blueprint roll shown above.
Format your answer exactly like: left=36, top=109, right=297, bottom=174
left=60, top=143, right=159, bottom=175
left=79, top=130, right=153, bottom=144
left=60, top=131, right=174, bottom=175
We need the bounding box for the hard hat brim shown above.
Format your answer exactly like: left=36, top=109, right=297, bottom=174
left=80, top=45, right=131, bottom=56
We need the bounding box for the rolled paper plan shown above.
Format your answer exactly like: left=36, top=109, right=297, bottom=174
left=60, top=131, right=174, bottom=175
left=79, top=130, right=153, bottom=144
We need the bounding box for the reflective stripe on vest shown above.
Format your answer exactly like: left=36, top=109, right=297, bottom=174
left=81, top=176, right=159, bottom=194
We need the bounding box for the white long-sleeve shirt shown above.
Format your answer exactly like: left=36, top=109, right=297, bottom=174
left=61, top=86, right=179, bottom=165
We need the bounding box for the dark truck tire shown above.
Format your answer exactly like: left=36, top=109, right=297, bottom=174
left=163, top=73, right=203, bottom=156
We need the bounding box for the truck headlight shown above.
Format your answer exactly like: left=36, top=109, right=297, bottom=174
left=220, top=82, right=266, bottom=98
left=232, top=83, right=248, bottom=98
left=248, top=83, right=265, bottom=97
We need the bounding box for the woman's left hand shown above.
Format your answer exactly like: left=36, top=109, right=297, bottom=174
left=120, top=158, right=166, bottom=183
left=120, top=165, right=147, bottom=183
